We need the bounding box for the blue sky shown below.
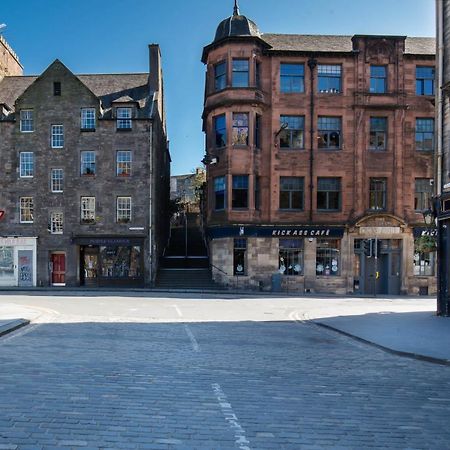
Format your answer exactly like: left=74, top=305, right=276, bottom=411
left=2, top=0, right=435, bottom=175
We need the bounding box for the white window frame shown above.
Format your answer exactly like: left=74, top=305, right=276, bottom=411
left=20, top=110, right=34, bottom=132
left=81, top=108, right=96, bottom=130
left=51, top=169, right=64, bottom=193
left=117, top=196, right=132, bottom=223
left=81, top=197, right=96, bottom=224
left=19, top=152, right=34, bottom=178
left=116, top=107, right=132, bottom=130
left=19, top=197, right=34, bottom=223
left=80, top=151, right=96, bottom=176
left=116, top=151, right=132, bottom=176
left=50, top=212, right=64, bottom=234
left=51, top=124, right=64, bottom=148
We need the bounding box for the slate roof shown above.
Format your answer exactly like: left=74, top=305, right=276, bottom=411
left=261, top=34, right=435, bottom=55
left=0, top=72, right=152, bottom=116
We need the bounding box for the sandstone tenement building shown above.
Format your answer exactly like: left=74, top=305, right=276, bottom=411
left=0, top=39, right=170, bottom=287
left=202, top=4, right=436, bottom=295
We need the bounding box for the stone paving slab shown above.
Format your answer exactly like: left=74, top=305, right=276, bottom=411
left=0, top=319, right=29, bottom=337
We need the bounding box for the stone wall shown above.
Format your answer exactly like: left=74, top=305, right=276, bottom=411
left=0, top=36, right=22, bottom=78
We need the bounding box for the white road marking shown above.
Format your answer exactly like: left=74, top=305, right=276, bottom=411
left=172, top=304, right=183, bottom=317
left=184, top=324, right=200, bottom=352
left=212, top=383, right=251, bottom=450
left=0, top=323, right=41, bottom=342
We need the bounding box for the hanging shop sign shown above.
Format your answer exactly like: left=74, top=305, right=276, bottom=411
left=208, top=225, right=345, bottom=239
left=413, top=227, right=438, bottom=238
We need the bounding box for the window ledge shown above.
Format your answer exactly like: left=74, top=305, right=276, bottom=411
left=279, top=147, right=305, bottom=151
left=116, top=128, right=132, bottom=132
left=80, top=128, right=96, bottom=132
left=318, top=148, right=341, bottom=151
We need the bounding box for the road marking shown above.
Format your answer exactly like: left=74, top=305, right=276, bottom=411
left=184, top=324, right=200, bottom=352
left=212, top=383, right=251, bottom=450
left=172, top=304, right=183, bottom=317
left=0, top=323, right=41, bottom=342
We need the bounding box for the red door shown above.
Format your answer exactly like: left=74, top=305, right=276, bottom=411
left=51, top=253, right=66, bottom=285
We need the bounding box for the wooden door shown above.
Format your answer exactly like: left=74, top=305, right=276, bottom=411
left=51, top=253, right=66, bottom=285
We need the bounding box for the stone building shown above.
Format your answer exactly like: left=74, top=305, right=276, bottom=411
left=202, top=3, right=436, bottom=295
left=0, top=41, right=170, bottom=287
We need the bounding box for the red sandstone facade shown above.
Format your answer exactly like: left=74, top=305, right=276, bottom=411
left=202, top=7, right=436, bottom=295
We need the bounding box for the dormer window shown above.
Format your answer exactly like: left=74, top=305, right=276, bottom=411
left=20, top=110, right=34, bottom=132
left=116, top=107, right=132, bottom=130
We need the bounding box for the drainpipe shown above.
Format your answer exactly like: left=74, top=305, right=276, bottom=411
left=307, top=58, right=317, bottom=223
left=437, top=0, right=444, bottom=197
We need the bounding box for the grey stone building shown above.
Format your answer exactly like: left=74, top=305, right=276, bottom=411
left=0, top=42, right=170, bottom=287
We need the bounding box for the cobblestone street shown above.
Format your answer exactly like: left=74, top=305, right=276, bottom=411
left=1, top=301, right=450, bottom=449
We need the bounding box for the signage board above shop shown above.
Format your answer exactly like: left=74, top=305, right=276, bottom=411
left=207, top=225, right=345, bottom=240
left=413, top=227, right=438, bottom=238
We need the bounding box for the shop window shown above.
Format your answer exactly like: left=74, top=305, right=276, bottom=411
left=279, top=239, right=303, bottom=276
left=19, top=152, right=34, bottom=178
left=280, top=63, right=305, bottom=93
left=117, top=151, right=132, bottom=177
left=81, top=108, right=96, bottom=130
left=20, top=110, right=34, bottom=132
left=317, top=177, right=341, bottom=211
left=415, top=118, right=434, bottom=151
left=214, top=176, right=226, bottom=210
left=0, top=246, right=14, bottom=282
left=416, top=66, right=435, bottom=96
left=233, top=239, right=247, bottom=276
left=318, top=116, right=341, bottom=149
left=100, top=246, right=142, bottom=278
left=214, top=61, right=227, bottom=91
left=232, top=113, right=249, bottom=146
left=316, top=239, right=340, bottom=276
left=369, top=117, right=387, bottom=150
left=369, top=178, right=387, bottom=211
left=280, top=176, right=304, bottom=210
left=81, top=197, right=96, bottom=224
left=51, top=124, right=64, bottom=148
left=19, top=197, right=34, bottom=223
left=370, top=65, right=387, bottom=93
left=232, top=175, right=249, bottom=209
left=318, top=64, right=341, bottom=93
left=117, top=196, right=132, bottom=223
left=81, top=151, right=96, bottom=176
left=214, top=114, right=226, bottom=148
left=279, top=115, right=304, bottom=149
left=414, top=250, right=435, bottom=276
left=49, top=212, right=63, bottom=234
left=415, top=178, right=433, bottom=211
left=232, top=59, right=249, bottom=87
left=51, top=169, right=64, bottom=193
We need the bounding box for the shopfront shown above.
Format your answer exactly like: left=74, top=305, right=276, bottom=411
left=0, top=237, right=37, bottom=287
left=73, top=236, right=145, bottom=287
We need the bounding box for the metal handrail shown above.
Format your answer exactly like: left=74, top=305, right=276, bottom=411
left=210, top=263, right=228, bottom=276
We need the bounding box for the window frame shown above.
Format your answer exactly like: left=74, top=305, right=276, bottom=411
left=280, top=63, right=305, bottom=93
left=369, top=117, right=388, bottom=151
left=19, top=197, right=34, bottom=223
left=116, top=107, right=133, bottom=130
left=19, top=152, right=34, bottom=178
left=232, top=175, right=249, bottom=209
left=232, top=59, right=249, bottom=88
left=51, top=124, right=64, bottom=148
left=49, top=212, right=64, bottom=234
left=214, top=114, right=227, bottom=148
left=279, top=176, right=304, bottom=210
left=279, top=239, right=304, bottom=276
left=318, top=116, right=342, bottom=150
left=116, top=151, right=132, bottom=177
left=369, top=178, right=387, bottom=211
left=279, top=115, right=305, bottom=149
left=316, top=239, right=341, bottom=276
left=80, top=151, right=96, bottom=176
left=317, top=177, right=341, bottom=211
left=20, top=110, right=34, bottom=133
left=414, top=178, right=433, bottom=212
left=415, top=118, right=434, bottom=152
left=51, top=168, right=64, bottom=193
left=116, top=196, right=132, bottom=223
left=81, top=108, right=96, bottom=130
left=370, top=65, right=387, bottom=94
left=318, top=64, right=342, bottom=94
left=416, top=66, right=435, bottom=96
left=80, top=196, right=96, bottom=224
left=214, top=61, right=227, bottom=91
left=214, top=176, right=226, bottom=211
left=232, top=112, right=249, bottom=146
left=233, top=238, right=247, bottom=276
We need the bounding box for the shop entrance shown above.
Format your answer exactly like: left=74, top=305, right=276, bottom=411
left=81, top=246, right=99, bottom=287
left=355, top=239, right=401, bottom=295
left=18, top=250, right=33, bottom=287
left=51, top=253, right=66, bottom=286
